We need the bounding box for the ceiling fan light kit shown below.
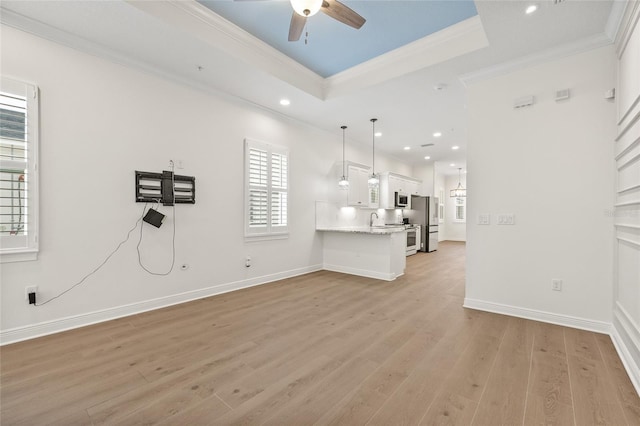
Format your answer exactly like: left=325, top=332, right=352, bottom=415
left=284, top=0, right=366, bottom=42
left=290, top=0, right=322, bottom=17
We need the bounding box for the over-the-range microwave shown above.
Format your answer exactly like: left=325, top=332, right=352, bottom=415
left=395, top=192, right=409, bottom=208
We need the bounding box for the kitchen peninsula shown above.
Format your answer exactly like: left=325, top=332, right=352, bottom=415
left=316, top=165, right=422, bottom=281
left=317, top=225, right=407, bottom=281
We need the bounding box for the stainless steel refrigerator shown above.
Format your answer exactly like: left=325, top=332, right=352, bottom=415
left=409, top=195, right=438, bottom=252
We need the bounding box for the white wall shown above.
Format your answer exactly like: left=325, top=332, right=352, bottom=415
left=465, top=45, right=617, bottom=329
left=0, top=26, right=410, bottom=342
left=434, top=163, right=447, bottom=241
left=412, top=163, right=434, bottom=196
left=612, top=1, right=640, bottom=394
left=444, top=174, right=467, bottom=242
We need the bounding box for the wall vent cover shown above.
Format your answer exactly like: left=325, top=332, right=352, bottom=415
left=555, top=89, right=570, bottom=102
left=514, top=96, right=535, bottom=109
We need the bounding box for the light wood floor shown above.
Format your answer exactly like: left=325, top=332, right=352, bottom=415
left=2, top=241, right=639, bottom=425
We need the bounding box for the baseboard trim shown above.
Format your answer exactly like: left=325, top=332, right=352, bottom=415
left=612, top=305, right=640, bottom=396
left=0, top=264, right=322, bottom=345
left=463, top=298, right=612, bottom=333
left=322, top=264, right=400, bottom=282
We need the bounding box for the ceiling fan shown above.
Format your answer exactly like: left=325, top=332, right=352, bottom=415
left=237, top=0, right=366, bottom=42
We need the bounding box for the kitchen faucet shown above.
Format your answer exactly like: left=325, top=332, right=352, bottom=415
left=370, top=212, right=379, bottom=227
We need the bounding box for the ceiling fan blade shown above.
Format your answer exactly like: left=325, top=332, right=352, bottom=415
left=288, top=11, right=306, bottom=41
left=320, top=0, right=365, bottom=29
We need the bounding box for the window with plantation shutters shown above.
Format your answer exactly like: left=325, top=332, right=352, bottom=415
left=245, top=139, right=289, bottom=239
left=0, top=77, right=39, bottom=262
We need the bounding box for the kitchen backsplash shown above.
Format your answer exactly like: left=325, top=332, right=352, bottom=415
left=316, top=201, right=404, bottom=229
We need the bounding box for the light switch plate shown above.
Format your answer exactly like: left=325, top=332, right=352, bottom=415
left=497, top=214, right=515, bottom=225
left=477, top=214, right=490, bottom=225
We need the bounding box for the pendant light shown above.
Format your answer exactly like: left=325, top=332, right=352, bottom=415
left=338, top=125, right=349, bottom=189
left=450, top=168, right=466, bottom=197
left=368, top=118, right=379, bottom=187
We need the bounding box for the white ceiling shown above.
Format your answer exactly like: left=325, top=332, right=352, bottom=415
left=0, top=0, right=622, bottom=174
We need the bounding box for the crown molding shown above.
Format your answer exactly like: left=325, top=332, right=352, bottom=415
left=136, top=2, right=488, bottom=101
left=126, top=0, right=325, bottom=99
left=606, top=0, right=629, bottom=42
left=459, top=32, right=613, bottom=87
left=1, top=1, right=488, bottom=101
left=615, top=0, right=640, bottom=57
left=324, top=16, right=488, bottom=99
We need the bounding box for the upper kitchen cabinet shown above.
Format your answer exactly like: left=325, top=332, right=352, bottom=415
left=379, top=172, right=422, bottom=209
left=332, top=162, right=378, bottom=208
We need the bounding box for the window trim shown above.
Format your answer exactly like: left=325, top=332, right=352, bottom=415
left=0, top=77, right=39, bottom=263
left=454, top=196, right=466, bottom=223
left=438, top=189, right=445, bottom=224
left=244, top=138, right=289, bottom=241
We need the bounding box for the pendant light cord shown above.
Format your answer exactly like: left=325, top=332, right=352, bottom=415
left=370, top=118, right=377, bottom=175
left=341, top=125, right=347, bottom=176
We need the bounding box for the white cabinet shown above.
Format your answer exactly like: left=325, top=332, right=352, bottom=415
left=332, top=162, right=377, bottom=208
left=332, top=165, right=416, bottom=210
left=379, top=172, right=422, bottom=209
left=389, top=175, right=403, bottom=194
left=346, top=164, right=369, bottom=207
left=406, top=179, right=420, bottom=196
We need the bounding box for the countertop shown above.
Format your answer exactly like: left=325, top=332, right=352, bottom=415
left=316, top=226, right=407, bottom=235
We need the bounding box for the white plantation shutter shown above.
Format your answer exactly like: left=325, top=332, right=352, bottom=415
left=248, top=148, right=268, bottom=229
left=245, top=139, right=289, bottom=238
left=270, top=152, right=287, bottom=228
left=0, top=77, right=39, bottom=261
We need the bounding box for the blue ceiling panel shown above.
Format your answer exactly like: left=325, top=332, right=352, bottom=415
left=198, top=1, right=478, bottom=77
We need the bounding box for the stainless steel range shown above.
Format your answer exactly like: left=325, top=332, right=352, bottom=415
left=405, top=224, right=419, bottom=256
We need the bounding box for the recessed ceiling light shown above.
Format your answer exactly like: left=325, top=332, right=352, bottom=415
left=279, top=99, right=290, bottom=106
left=526, top=5, right=537, bottom=14
left=424, top=156, right=431, bottom=160
left=403, top=146, right=410, bottom=150
left=375, top=132, right=382, bottom=137
left=450, top=163, right=455, bottom=167
left=452, top=146, right=459, bottom=150
left=433, top=132, right=442, bottom=138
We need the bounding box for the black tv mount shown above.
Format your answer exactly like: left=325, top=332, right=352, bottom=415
left=135, top=170, right=195, bottom=206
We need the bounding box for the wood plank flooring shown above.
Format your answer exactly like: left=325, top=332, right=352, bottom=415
left=2, top=241, right=639, bottom=425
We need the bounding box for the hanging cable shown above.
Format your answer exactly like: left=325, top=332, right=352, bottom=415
left=136, top=161, right=176, bottom=276
left=35, top=203, right=149, bottom=306
left=34, top=161, right=180, bottom=305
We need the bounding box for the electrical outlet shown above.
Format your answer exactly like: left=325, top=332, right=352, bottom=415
left=170, top=159, right=184, bottom=169
left=552, top=279, right=563, bottom=291
left=25, top=286, right=38, bottom=301
left=245, top=256, right=251, bottom=268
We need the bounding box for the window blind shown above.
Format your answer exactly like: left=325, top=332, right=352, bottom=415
left=0, top=91, right=29, bottom=237
left=0, top=77, right=39, bottom=259
left=248, top=148, right=268, bottom=228
left=271, top=152, right=287, bottom=228
left=245, top=139, right=289, bottom=237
